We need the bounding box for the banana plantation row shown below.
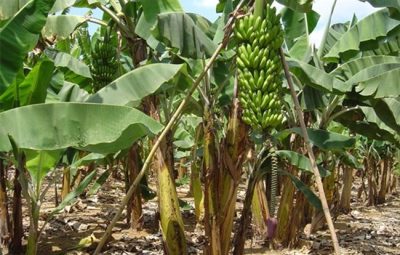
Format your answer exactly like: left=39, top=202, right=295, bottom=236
left=0, top=0, right=399, bottom=254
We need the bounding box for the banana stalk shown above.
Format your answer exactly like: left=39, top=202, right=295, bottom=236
left=203, top=98, right=248, bottom=255
left=287, top=173, right=312, bottom=247
left=146, top=97, right=187, bottom=254
left=127, top=144, right=143, bottom=230
left=203, top=116, right=221, bottom=254
left=0, top=157, right=10, bottom=251
left=61, top=167, right=70, bottom=200
left=233, top=171, right=258, bottom=255
left=191, top=125, right=204, bottom=221
left=276, top=135, right=299, bottom=246
left=251, top=180, right=269, bottom=235
left=339, top=165, right=353, bottom=213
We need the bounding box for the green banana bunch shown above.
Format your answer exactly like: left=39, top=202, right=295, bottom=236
left=90, top=31, right=119, bottom=92
left=235, top=5, right=285, bottom=131
left=77, top=27, right=92, bottom=65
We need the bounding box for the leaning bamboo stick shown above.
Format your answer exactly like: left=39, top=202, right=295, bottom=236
left=279, top=48, right=340, bottom=255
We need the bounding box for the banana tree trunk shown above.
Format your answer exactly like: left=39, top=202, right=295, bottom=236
left=276, top=169, right=296, bottom=247
left=156, top=134, right=187, bottom=254
left=0, top=157, right=10, bottom=250
left=61, top=167, right=70, bottom=200
left=377, top=158, right=388, bottom=204
left=191, top=137, right=204, bottom=221
left=178, top=158, right=187, bottom=179
left=145, top=97, right=187, bottom=254
left=251, top=180, right=269, bottom=235
left=391, top=175, right=398, bottom=192
left=366, top=157, right=378, bottom=206
left=203, top=119, right=221, bottom=255
left=203, top=99, right=248, bottom=255
left=288, top=173, right=311, bottom=247
left=233, top=173, right=257, bottom=255
left=323, top=166, right=337, bottom=207
left=186, top=125, right=204, bottom=222
left=310, top=160, right=340, bottom=234
left=386, top=164, right=393, bottom=194
left=276, top=163, right=296, bottom=246
left=10, top=162, right=23, bottom=254
left=218, top=111, right=247, bottom=255
left=26, top=202, right=40, bottom=255
left=339, top=166, right=353, bottom=213
left=276, top=134, right=302, bottom=247
left=127, top=144, right=143, bottom=230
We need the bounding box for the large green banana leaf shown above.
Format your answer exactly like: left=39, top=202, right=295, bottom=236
left=288, top=58, right=341, bottom=93
left=135, top=0, right=182, bottom=49
left=360, top=0, right=400, bottom=12
left=324, top=9, right=400, bottom=62
left=0, top=59, right=54, bottom=110
left=281, top=171, right=322, bottom=210
left=373, top=98, right=400, bottom=133
left=50, top=51, right=92, bottom=79
left=276, top=150, right=329, bottom=177
left=281, top=7, right=319, bottom=50
left=0, top=0, right=56, bottom=92
left=87, top=63, right=183, bottom=106
left=300, top=85, right=329, bottom=110
left=276, top=0, right=314, bottom=12
left=42, top=15, right=86, bottom=39
left=328, top=56, right=400, bottom=95
left=54, top=82, right=90, bottom=102
left=25, top=149, right=62, bottom=192
left=276, top=128, right=356, bottom=151
left=152, top=12, right=217, bottom=59
left=321, top=23, right=349, bottom=57
left=337, top=106, right=398, bottom=142
left=50, top=0, right=76, bottom=13
left=350, top=64, right=400, bottom=97
left=0, top=0, right=30, bottom=20
left=362, top=26, right=400, bottom=56
left=0, top=103, right=163, bottom=153
left=333, top=55, right=400, bottom=80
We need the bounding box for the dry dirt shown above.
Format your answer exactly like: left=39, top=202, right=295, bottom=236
left=4, top=169, right=400, bottom=255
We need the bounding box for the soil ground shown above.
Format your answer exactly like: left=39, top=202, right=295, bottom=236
left=3, top=168, right=400, bottom=255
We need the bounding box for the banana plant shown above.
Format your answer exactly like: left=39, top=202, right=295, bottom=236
left=1, top=1, right=400, bottom=255
left=270, top=0, right=400, bottom=247
left=0, top=0, right=57, bottom=252
left=0, top=102, right=163, bottom=255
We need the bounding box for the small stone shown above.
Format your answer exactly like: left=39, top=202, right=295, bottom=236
left=350, top=210, right=361, bottom=219
left=354, top=235, right=365, bottom=241
left=304, top=224, right=312, bottom=237
left=377, top=224, right=386, bottom=235
left=312, top=242, right=321, bottom=250
left=78, top=223, right=89, bottom=231
left=64, top=205, right=73, bottom=213
left=72, top=221, right=81, bottom=230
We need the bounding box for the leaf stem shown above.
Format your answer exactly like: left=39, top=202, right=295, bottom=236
left=254, top=0, right=265, bottom=18
left=317, top=0, right=338, bottom=58
left=97, top=4, right=131, bottom=37
left=327, top=106, right=360, bottom=124
left=87, top=17, right=108, bottom=27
